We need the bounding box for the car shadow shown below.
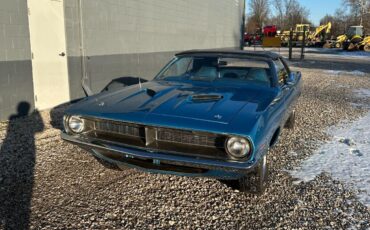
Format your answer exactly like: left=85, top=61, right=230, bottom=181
left=0, top=102, right=44, bottom=229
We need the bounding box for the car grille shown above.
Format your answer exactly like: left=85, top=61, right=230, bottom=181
left=83, top=118, right=228, bottom=160
left=156, top=128, right=219, bottom=147
left=94, top=120, right=141, bottom=138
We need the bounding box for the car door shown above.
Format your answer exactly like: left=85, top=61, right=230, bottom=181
left=273, top=59, right=292, bottom=124
left=279, top=58, right=299, bottom=115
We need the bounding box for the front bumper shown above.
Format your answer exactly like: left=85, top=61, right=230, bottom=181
left=61, top=133, right=258, bottom=178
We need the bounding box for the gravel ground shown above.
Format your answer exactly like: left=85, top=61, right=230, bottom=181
left=1, top=59, right=370, bottom=229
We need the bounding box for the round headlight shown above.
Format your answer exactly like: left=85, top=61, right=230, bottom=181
left=68, top=116, right=85, bottom=133
left=226, top=137, right=251, bottom=158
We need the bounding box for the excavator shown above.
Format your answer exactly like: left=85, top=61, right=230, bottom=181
left=307, top=22, right=332, bottom=47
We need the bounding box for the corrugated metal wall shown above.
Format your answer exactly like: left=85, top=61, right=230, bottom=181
left=0, top=0, right=34, bottom=121
left=65, top=0, right=244, bottom=99
left=0, top=0, right=244, bottom=120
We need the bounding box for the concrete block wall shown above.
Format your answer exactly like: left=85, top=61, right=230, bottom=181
left=65, top=0, right=244, bottom=97
left=0, top=0, right=34, bottom=121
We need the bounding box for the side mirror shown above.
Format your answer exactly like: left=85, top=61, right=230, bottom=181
left=287, top=72, right=299, bottom=85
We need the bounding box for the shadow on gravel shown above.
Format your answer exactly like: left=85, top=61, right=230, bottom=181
left=0, top=102, right=44, bottom=230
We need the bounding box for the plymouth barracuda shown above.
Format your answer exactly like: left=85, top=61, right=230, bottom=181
left=62, top=50, right=302, bottom=194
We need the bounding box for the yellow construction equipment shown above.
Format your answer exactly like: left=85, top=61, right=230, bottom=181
left=308, top=22, right=332, bottom=46
left=333, top=35, right=347, bottom=48
left=279, top=23, right=332, bottom=47
left=361, top=36, right=370, bottom=52
left=279, top=24, right=310, bottom=47
left=325, top=26, right=365, bottom=50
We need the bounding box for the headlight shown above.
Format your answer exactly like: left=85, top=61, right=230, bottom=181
left=67, top=116, right=85, bottom=133
left=225, top=137, right=251, bottom=158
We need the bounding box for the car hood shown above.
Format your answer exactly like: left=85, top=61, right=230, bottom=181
left=67, top=81, right=276, bottom=135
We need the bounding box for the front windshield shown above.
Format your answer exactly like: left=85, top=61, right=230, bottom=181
left=155, top=56, right=272, bottom=87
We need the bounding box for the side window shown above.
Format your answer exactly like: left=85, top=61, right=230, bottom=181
left=161, top=57, right=193, bottom=78
left=273, top=59, right=288, bottom=86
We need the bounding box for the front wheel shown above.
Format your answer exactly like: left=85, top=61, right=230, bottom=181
left=238, top=154, right=269, bottom=195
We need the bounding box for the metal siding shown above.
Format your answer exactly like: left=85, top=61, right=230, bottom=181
left=0, top=0, right=34, bottom=121
left=64, top=0, right=243, bottom=98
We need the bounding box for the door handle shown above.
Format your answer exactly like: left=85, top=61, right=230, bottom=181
left=59, top=52, right=66, bottom=57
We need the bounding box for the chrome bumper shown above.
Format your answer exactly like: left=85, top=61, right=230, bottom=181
left=61, top=133, right=258, bottom=174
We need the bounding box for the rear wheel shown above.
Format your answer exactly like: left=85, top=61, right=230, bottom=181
left=238, top=154, right=269, bottom=195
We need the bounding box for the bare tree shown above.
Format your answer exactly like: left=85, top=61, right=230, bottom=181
left=249, top=0, right=269, bottom=29
left=272, top=0, right=284, bottom=29
left=270, top=0, right=311, bottom=30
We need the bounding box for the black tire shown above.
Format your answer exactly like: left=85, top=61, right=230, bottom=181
left=285, top=110, right=296, bottom=129
left=102, top=76, right=147, bottom=93
left=238, top=154, right=269, bottom=195
left=342, top=42, right=350, bottom=50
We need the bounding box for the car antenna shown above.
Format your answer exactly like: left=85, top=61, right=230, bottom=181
left=139, top=77, right=142, bottom=90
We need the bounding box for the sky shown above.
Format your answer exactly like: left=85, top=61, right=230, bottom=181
left=247, top=0, right=344, bottom=26
left=298, top=0, right=343, bottom=25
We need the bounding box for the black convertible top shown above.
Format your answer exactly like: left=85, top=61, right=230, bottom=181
left=176, top=49, right=281, bottom=60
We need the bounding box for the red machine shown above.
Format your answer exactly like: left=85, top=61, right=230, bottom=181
left=244, top=32, right=262, bottom=46
left=263, top=25, right=277, bottom=37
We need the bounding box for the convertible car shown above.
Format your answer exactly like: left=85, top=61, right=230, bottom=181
left=62, top=50, right=301, bottom=194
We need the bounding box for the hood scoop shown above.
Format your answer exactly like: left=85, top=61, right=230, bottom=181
left=190, top=94, right=223, bottom=102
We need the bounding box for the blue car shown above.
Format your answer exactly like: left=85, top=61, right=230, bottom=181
left=62, top=50, right=301, bottom=194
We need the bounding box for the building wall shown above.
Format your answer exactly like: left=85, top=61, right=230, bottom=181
left=0, top=0, right=244, bottom=120
left=0, top=0, right=34, bottom=121
left=65, top=0, right=244, bottom=98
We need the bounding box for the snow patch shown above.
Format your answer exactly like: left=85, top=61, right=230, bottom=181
left=290, top=89, right=370, bottom=207
left=354, top=88, right=370, bottom=98
left=324, top=70, right=367, bottom=77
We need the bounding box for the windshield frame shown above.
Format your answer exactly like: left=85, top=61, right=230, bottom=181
left=154, top=55, right=276, bottom=87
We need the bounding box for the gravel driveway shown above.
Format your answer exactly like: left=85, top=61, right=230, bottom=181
left=1, top=58, right=370, bottom=229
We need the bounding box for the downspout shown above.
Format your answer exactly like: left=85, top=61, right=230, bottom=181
left=240, top=0, right=246, bottom=50
left=78, top=0, right=93, bottom=96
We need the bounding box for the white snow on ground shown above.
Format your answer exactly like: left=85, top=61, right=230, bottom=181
left=290, top=89, right=370, bottom=207
left=324, top=70, right=367, bottom=77
left=354, top=88, right=370, bottom=98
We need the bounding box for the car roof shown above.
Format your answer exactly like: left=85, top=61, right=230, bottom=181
left=175, top=49, right=281, bottom=60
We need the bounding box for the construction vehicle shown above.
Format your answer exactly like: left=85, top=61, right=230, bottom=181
left=307, top=22, right=332, bottom=47
left=342, top=26, right=364, bottom=50
left=263, top=25, right=277, bottom=37
left=279, top=23, right=331, bottom=47
left=359, top=36, right=370, bottom=51
left=325, top=26, right=366, bottom=50
left=279, top=24, right=310, bottom=47
left=262, top=25, right=281, bottom=47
